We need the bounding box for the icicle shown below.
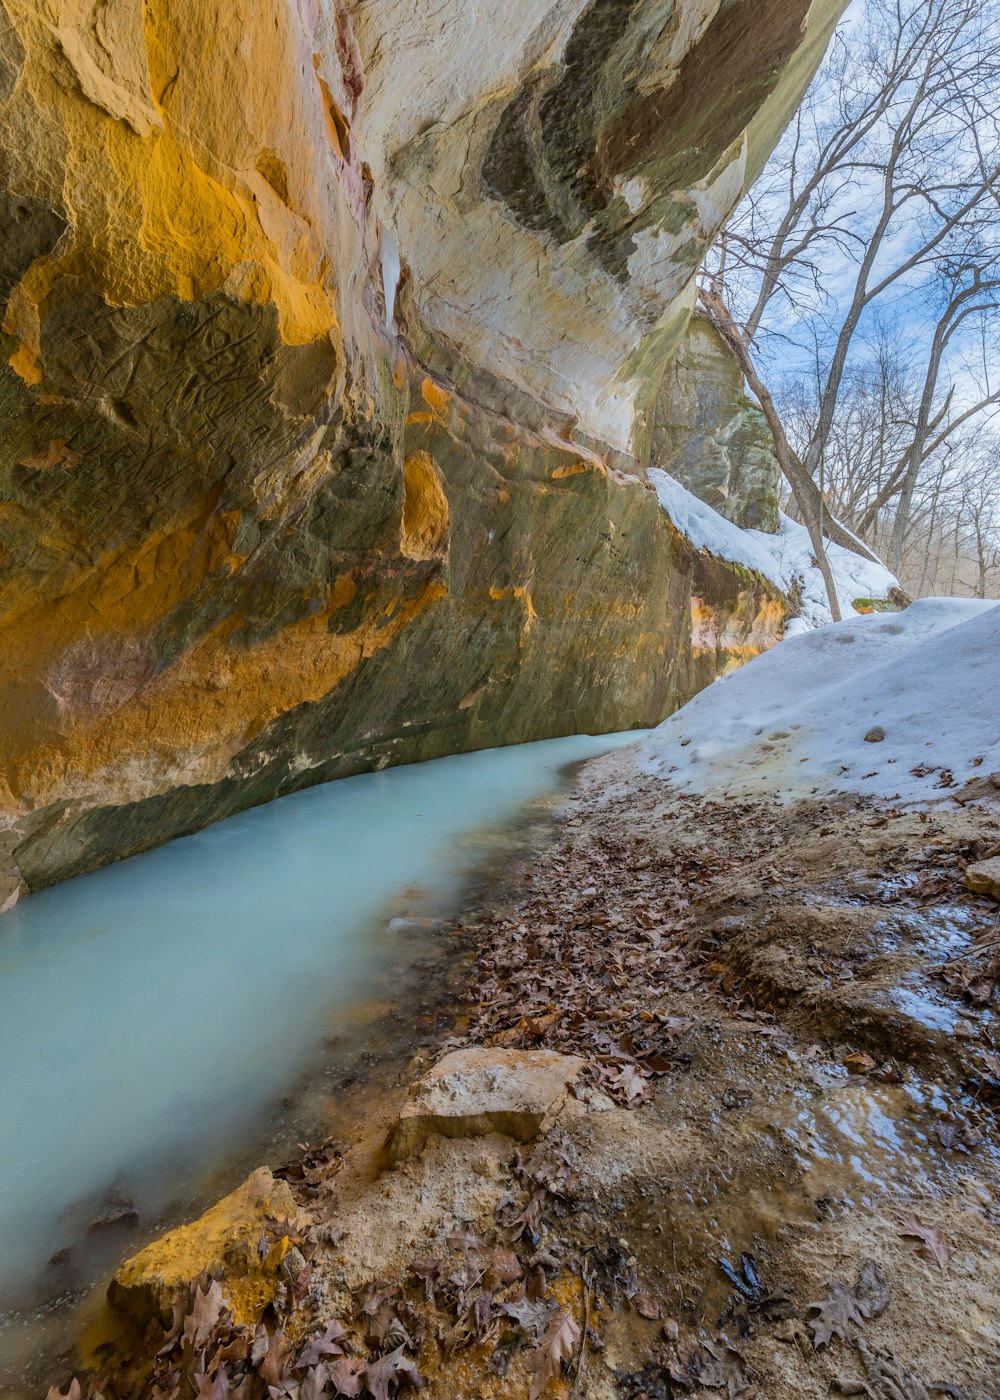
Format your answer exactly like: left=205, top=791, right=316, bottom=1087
left=379, top=226, right=400, bottom=332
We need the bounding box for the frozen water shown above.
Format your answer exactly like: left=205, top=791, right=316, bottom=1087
left=0, top=732, right=639, bottom=1315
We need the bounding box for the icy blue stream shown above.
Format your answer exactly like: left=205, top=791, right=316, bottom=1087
left=0, top=732, right=639, bottom=1349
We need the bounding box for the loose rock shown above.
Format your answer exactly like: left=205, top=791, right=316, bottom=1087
left=964, top=857, right=1000, bottom=900
left=108, top=1167, right=297, bottom=1328
left=389, top=1048, right=586, bottom=1162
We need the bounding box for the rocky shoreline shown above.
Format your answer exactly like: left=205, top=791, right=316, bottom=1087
left=47, top=749, right=1000, bottom=1400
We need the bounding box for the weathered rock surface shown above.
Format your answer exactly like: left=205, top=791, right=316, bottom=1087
left=965, top=857, right=1000, bottom=900
left=649, top=316, right=781, bottom=531
left=0, top=0, right=844, bottom=894
left=389, top=1048, right=586, bottom=1162
left=107, top=1167, right=297, bottom=1328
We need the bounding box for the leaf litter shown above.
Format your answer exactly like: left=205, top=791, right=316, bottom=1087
left=46, top=774, right=1000, bottom=1400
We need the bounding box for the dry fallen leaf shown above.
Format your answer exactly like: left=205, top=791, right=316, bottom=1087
left=698, top=1338, right=755, bottom=1397
left=297, top=1318, right=349, bottom=1368
left=44, top=1383, right=81, bottom=1400
left=899, top=1214, right=953, bottom=1271
left=807, top=1280, right=865, bottom=1349
left=854, top=1260, right=890, bottom=1320
left=183, top=1278, right=228, bottom=1350
left=364, top=1345, right=425, bottom=1400
left=528, top=1308, right=580, bottom=1400
left=328, top=1356, right=366, bottom=1397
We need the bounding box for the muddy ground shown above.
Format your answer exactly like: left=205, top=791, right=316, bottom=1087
left=55, top=751, right=1000, bottom=1400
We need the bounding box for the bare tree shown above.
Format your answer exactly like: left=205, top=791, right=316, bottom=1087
left=698, top=285, right=847, bottom=621
left=705, top=0, right=1000, bottom=592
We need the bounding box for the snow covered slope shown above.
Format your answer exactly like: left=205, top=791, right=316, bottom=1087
left=649, top=469, right=899, bottom=628
left=635, top=598, right=1000, bottom=804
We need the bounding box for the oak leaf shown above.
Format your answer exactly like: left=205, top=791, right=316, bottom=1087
left=183, top=1278, right=227, bottom=1350
left=328, top=1356, right=366, bottom=1397
left=698, top=1338, right=755, bottom=1397
left=899, top=1214, right=953, bottom=1270
left=807, top=1281, right=865, bottom=1348
left=297, top=1319, right=349, bottom=1368
left=528, top=1308, right=580, bottom=1400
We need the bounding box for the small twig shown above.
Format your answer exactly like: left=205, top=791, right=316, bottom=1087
left=576, top=1271, right=591, bottom=1386
left=942, top=937, right=1000, bottom=965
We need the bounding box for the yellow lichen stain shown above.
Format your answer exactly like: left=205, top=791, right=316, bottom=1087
left=329, top=572, right=358, bottom=612
left=421, top=377, right=451, bottom=415
left=401, top=450, right=449, bottom=560
left=3, top=0, right=339, bottom=369
left=6, top=338, right=42, bottom=386
left=17, top=438, right=80, bottom=471
left=406, top=377, right=452, bottom=428
left=487, top=584, right=538, bottom=633
left=550, top=462, right=588, bottom=480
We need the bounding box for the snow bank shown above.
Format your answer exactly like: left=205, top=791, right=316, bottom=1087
left=648, top=468, right=899, bottom=628
left=634, top=597, right=1000, bottom=804
left=745, top=513, right=899, bottom=630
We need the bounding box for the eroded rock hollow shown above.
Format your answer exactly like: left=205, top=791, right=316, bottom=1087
left=0, top=0, right=842, bottom=898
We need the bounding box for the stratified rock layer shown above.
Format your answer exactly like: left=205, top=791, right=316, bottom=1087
left=650, top=316, right=782, bottom=531
left=0, top=0, right=843, bottom=895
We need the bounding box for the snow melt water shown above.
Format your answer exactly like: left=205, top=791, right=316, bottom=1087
left=0, top=732, right=640, bottom=1332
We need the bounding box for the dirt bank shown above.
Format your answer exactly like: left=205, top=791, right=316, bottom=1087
left=50, top=749, right=1000, bottom=1400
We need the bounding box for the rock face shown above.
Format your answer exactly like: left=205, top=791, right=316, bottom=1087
left=389, top=1048, right=587, bottom=1162
left=649, top=317, right=781, bottom=531
left=0, top=0, right=843, bottom=895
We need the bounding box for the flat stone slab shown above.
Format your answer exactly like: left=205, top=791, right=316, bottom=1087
left=965, top=857, right=1000, bottom=900
left=389, top=1047, right=586, bottom=1162
left=108, top=1166, right=297, bottom=1327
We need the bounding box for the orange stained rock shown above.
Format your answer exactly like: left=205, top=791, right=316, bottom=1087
left=420, top=376, right=452, bottom=415
left=406, top=377, right=453, bottom=428
left=486, top=584, right=538, bottom=631
left=401, top=451, right=450, bottom=559
left=109, top=1167, right=298, bottom=1329
left=3, top=0, right=342, bottom=383
left=550, top=462, right=589, bottom=480
left=1, top=572, right=446, bottom=813
left=17, top=439, right=80, bottom=471
left=689, top=593, right=785, bottom=665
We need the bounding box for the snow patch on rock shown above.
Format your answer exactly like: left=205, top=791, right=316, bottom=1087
left=648, top=468, right=899, bottom=628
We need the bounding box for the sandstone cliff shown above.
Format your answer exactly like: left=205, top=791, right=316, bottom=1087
left=0, top=0, right=843, bottom=901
